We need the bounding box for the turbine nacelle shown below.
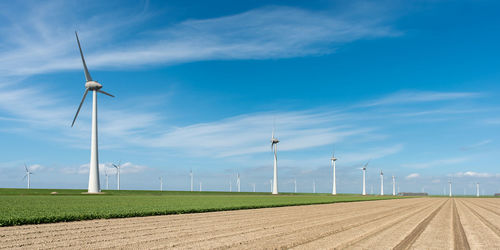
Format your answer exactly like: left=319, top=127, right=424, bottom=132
left=271, top=138, right=280, bottom=144
left=85, top=81, right=102, bottom=90
left=331, top=156, right=337, bottom=161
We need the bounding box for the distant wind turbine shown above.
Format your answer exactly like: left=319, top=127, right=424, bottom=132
left=23, top=164, right=33, bottom=189
left=271, top=123, right=280, bottom=195
left=313, top=179, right=316, bottom=194
left=293, top=178, right=297, bottom=193
left=392, top=175, right=396, bottom=196
left=104, top=167, right=109, bottom=190
left=380, top=170, right=384, bottom=196
left=252, top=183, right=256, bottom=192
left=159, top=177, right=163, bottom=191
left=331, top=151, right=337, bottom=195
left=229, top=178, right=232, bottom=192
left=476, top=182, right=480, bottom=197
left=449, top=180, right=452, bottom=197
left=112, top=162, right=121, bottom=190
left=270, top=179, right=273, bottom=192
left=199, top=181, right=202, bottom=192
left=190, top=169, right=193, bottom=192
left=71, top=32, right=115, bottom=193
left=237, top=173, right=241, bottom=192
left=362, top=163, right=368, bottom=195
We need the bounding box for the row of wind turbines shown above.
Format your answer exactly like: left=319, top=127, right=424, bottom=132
left=67, top=32, right=484, bottom=197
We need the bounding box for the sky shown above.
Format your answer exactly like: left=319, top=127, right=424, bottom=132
left=1, top=0, right=500, bottom=195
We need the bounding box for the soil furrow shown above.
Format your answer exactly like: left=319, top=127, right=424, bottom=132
left=452, top=199, right=470, bottom=250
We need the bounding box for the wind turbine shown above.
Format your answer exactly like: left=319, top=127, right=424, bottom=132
left=237, top=173, right=241, bottom=192
left=199, top=181, right=202, bottom=192
left=23, top=164, right=33, bottom=189
left=270, top=179, right=273, bottom=192
left=392, top=175, right=396, bottom=196
left=331, top=151, right=337, bottom=195
left=229, top=178, right=232, bottom=192
left=313, top=179, right=316, bottom=193
left=449, top=180, right=452, bottom=197
left=112, top=162, right=121, bottom=190
left=71, top=32, right=115, bottom=193
left=189, top=169, right=194, bottom=192
left=362, top=163, right=368, bottom=195
left=476, top=182, right=480, bottom=197
left=271, top=123, right=280, bottom=195
left=159, top=177, right=163, bottom=191
left=294, top=178, right=297, bottom=193
left=380, top=170, right=384, bottom=195
left=252, top=183, right=256, bottom=192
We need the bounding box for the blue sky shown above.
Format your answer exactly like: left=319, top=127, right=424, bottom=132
left=1, top=0, right=500, bottom=195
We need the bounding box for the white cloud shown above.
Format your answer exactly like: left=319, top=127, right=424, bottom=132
left=0, top=3, right=399, bottom=77
left=453, top=171, right=500, bottom=178
left=460, top=140, right=492, bottom=151
left=360, top=91, right=481, bottom=107
left=401, top=157, right=468, bottom=169
left=406, top=173, right=420, bottom=179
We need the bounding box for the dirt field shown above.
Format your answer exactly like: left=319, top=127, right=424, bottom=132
left=1, top=198, right=500, bottom=249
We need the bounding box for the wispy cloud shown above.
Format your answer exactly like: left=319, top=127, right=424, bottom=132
left=0, top=3, right=399, bottom=77
left=452, top=171, right=500, bottom=178
left=61, top=162, right=147, bottom=175
left=460, top=139, right=492, bottom=151
left=401, top=157, right=468, bottom=169
left=406, top=173, right=420, bottom=179
left=360, top=91, right=481, bottom=107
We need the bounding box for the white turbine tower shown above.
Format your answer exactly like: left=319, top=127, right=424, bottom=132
left=252, top=183, right=256, bottom=192
left=313, top=179, right=316, bottom=193
left=237, top=173, right=241, bottom=192
left=294, top=178, right=297, bottom=193
left=190, top=170, right=193, bottom=192
left=476, top=182, right=480, bottom=197
left=392, top=175, right=396, bottom=196
left=71, top=32, right=115, bottom=193
left=23, top=164, right=33, bottom=189
left=331, top=152, right=337, bottom=195
left=112, top=162, right=121, bottom=191
left=271, top=125, right=280, bottom=195
left=270, top=179, right=273, bottom=192
left=159, top=177, right=163, bottom=191
left=199, top=181, right=202, bottom=192
left=449, top=180, right=452, bottom=197
left=229, top=179, right=232, bottom=192
left=380, top=170, right=384, bottom=196
left=362, top=163, right=368, bottom=195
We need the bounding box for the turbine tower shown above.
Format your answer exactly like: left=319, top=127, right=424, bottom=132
left=104, top=167, right=109, bottom=190
left=229, top=179, right=232, bottom=192
left=313, top=179, right=316, bottom=193
left=380, top=170, right=384, bottom=195
left=190, top=169, right=193, bottom=192
left=72, top=32, right=115, bottom=193
left=237, top=173, right=241, bottom=192
left=199, top=181, right=202, bottom=191
left=294, top=178, right=297, bottom=193
left=449, top=180, right=452, bottom=197
left=23, top=164, right=33, bottom=189
left=271, top=125, right=280, bottom=195
left=392, top=175, right=396, bottom=196
left=159, top=177, right=163, bottom=191
left=476, top=182, right=480, bottom=197
left=331, top=152, right=337, bottom=195
left=112, top=162, right=121, bottom=191
left=362, top=163, right=368, bottom=195
left=252, top=183, right=256, bottom=192
left=270, top=179, right=273, bottom=192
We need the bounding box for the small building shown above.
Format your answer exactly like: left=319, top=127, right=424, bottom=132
left=495, top=193, right=500, bottom=197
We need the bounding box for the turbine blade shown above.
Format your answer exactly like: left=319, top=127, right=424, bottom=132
left=112, top=164, right=118, bottom=169
left=75, top=31, right=93, bottom=82
left=71, top=88, right=89, bottom=127
left=24, top=164, right=28, bottom=172
left=22, top=174, right=27, bottom=180
left=97, top=90, right=115, bottom=97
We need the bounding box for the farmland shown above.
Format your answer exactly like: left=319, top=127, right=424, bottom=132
left=2, top=198, right=500, bottom=249
left=0, top=188, right=399, bottom=226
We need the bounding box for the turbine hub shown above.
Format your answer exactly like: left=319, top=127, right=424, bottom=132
left=331, top=157, right=337, bottom=161
left=271, top=138, right=280, bottom=144
left=85, top=81, right=102, bottom=90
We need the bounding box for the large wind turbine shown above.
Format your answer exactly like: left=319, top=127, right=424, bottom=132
left=380, top=170, right=384, bottom=195
left=392, top=175, right=396, bottom=196
left=331, top=152, right=337, bottom=195
left=23, top=164, right=33, bottom=189
left=271, top=125, right=280, bottom=195
left=362, top=163, right=368, bottom=195
left=112, top=162, right=121, bottom=190
left=71, top=32, right=115, bottom=193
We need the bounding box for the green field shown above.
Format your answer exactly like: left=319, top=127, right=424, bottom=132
left=0, top=188, right=403, bottom=227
